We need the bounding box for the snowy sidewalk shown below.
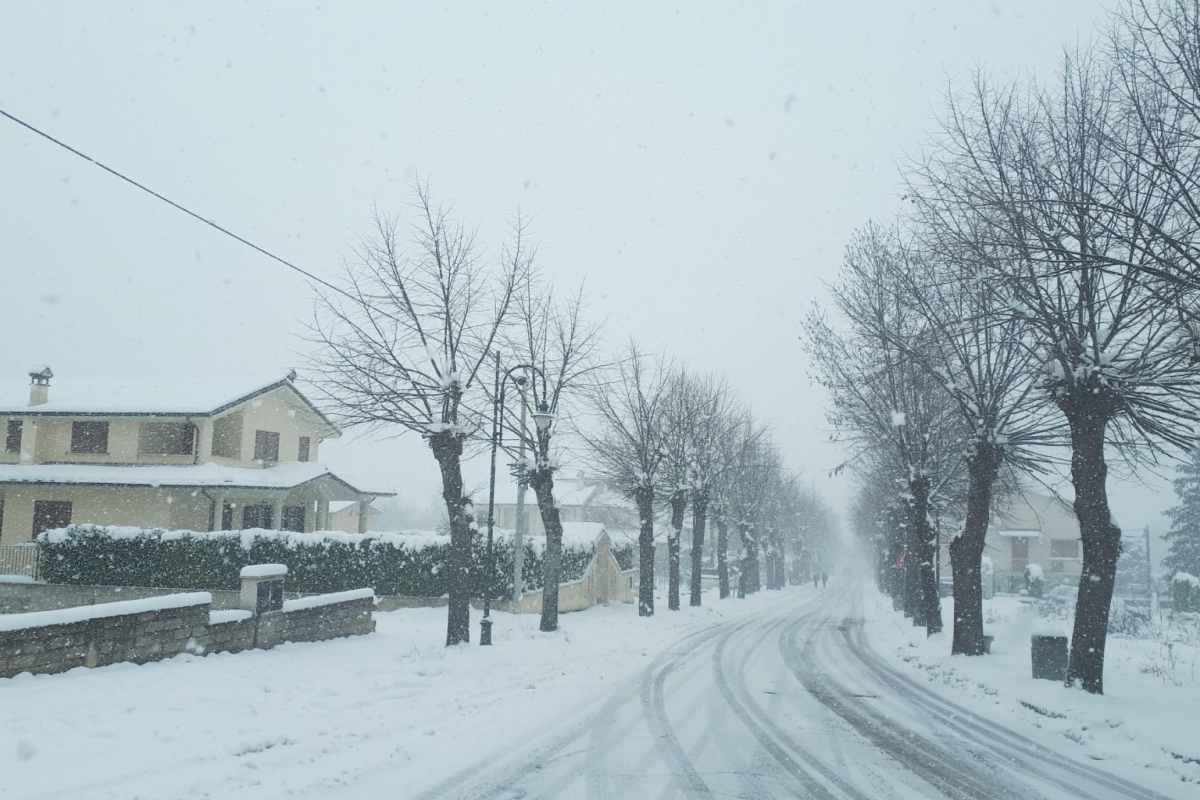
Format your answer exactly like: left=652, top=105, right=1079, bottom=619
left=863, top=588, right=1200, bottom=791
left=0, top=586, right=809, bottom=800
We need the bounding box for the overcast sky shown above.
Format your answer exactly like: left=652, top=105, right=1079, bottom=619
left=3, top=1, right=1175, bottom=548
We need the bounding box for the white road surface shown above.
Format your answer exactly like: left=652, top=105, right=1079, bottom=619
left=418, top=583, right=1185, bottom=800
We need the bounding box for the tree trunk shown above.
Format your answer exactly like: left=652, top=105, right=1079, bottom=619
left=431, top=432, right=470, bottom=646
left=635, top=487, right=656, bottom=617
left=668, top=491, right=686, bottom=611
left=907, top=475, right=942, bottom=633
left=739, top=523, right=759, bottom=595
left=690, top=494, right=708, bottom=607
left=1065, top=408, right=1122, bottom=694
left=716, top=514, right=730, bottom=599
left=950, top=442, right=999, bottom=655
left=531, top=468, right=563, bottom=632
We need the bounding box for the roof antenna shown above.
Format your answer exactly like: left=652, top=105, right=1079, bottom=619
left=286, top=368, right=298, bottom=382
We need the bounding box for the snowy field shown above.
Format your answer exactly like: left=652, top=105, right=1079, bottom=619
left=866, top=590, right=1200, bottom=789
left=0, top=588, right=801, bottom=800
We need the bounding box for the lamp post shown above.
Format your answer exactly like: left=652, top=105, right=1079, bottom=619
left=480, top=356, right=550, bottom=646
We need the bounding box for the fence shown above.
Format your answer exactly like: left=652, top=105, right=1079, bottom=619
left=0, top=544, right=39, bottom=580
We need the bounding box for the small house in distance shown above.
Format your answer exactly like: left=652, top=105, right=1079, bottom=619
left=0, top=368, right=391, bottom=543
left=939, top=491, right=1083, bottom=593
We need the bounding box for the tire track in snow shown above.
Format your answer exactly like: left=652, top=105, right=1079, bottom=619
left=712, top=610, right=872, bottom=800
left=843, top=623, right=1180, bottom=800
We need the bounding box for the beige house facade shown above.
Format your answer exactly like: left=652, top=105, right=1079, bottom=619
left=0, top=368, right=390, bottom=545
left=939, top=492, right=1084, bottom=592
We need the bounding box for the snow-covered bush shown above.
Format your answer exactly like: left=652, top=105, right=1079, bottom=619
left=1024, top=563, right=1045, bottom=598
left=36, top=525, right=623, bottom=598
left=1172, top=571, right=1200, bottom=612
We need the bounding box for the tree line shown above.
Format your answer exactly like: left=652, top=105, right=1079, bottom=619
left=306, top=185, right=834, bottom=646
left=806, top=0, right=1200, bottom=694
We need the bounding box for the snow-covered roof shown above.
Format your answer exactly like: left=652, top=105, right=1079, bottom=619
left=0, top=461, right=392, bottom=497
left=993, top=528, right=1041, bottom=539
left=0, top=374, right=335, bottom=432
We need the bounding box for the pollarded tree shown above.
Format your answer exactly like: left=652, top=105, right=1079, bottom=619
left=579, top=342, right=672, bottom=616
left=727, top=428, right=779, bottom=597
left=502, top=276, right=603, bottom=632
left=308, top=185, right=523, bottom=646
left=945, top=55, right=1200, bottom=691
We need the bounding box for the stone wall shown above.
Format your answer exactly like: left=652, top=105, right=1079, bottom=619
left=0, top=590, right=375, bottom=679
left=497, top=531, right=637, bottom=615
left=0, top=594, right=210, bottom=679
left=257, top=595, right=376, bottom=648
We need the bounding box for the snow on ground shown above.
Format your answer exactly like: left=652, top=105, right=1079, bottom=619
left=0, top=587, right=802, bottom=800
left=864, top=588, right=1200, bottom=789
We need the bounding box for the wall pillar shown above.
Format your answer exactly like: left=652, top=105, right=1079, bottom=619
left=211, top=491, right=226, bottom=531
left=357, top=500, right=369, bottom=534
left=196, top=418, right=214, bottom=462
left=273, top=497, right=285, bottom=531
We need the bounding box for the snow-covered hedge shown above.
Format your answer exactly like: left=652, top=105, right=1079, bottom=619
left=36, top=525, right=612, bottom=598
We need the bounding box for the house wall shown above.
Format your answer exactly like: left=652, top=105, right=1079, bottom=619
left=232, top=388, right=324, bottom=464
left=0, top=486, right=211, bottom=544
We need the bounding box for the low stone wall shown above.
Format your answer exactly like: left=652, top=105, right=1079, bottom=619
left=0, top=593, right=211, bottom=678
left=258, top=592, right=376, bottom=647
left=0, top=589, right=375, bottom=679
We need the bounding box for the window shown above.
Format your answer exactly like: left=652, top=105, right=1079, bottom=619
left=32, top=500, right=72, bottom=536
left=282, top=505, right=305, bottom=532
left=1050, top=539, right=1080, bottom=558
left=242, top=503, right=274, bottom=529
left=254, top=430, right=280, bottom=461
left=139, top=422, right=195, bottom=455
left=298, top=436, right=311, bottom=463
left=70, top=421, right=109, bottom=454
left=5, top=420, right=21, bottom=453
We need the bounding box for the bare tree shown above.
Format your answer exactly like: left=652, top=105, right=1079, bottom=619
left=945, top=57, right=1200, bottom=691
left=579, top=343, right=672, bottom=616
left=682, top=374, right=740, bottom=606
left=836, top=212, right=1057, bottom=653
left=307, top=185, right=523, bottom=646
left=503, top=276, right=603, bottom=631
left=805, top=231, right=965, bottom=633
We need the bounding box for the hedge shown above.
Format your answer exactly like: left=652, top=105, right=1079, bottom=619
left=36, top=525, right=634, bottom=598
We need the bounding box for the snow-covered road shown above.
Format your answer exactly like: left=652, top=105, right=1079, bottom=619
left=420, top=584, right=1187, bottom=800
left=3, top=583, right=1192, bottom=799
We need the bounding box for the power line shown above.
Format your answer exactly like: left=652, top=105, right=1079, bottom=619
left=0, top=106, right=358, bottom=305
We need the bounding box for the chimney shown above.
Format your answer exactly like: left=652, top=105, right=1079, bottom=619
left=28, top=366, right=52, bottom=406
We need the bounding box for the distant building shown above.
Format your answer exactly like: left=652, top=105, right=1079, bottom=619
left=0, top=368, right=391, bottom=544
left=488, top=474, right=639, bottom=536
left=328, top=500, right=382, bottom=533
left=939, top=492, right=1083, bottom=592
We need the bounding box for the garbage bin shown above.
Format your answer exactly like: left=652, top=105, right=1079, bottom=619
left=1031, top=634, right=1068, bottom=681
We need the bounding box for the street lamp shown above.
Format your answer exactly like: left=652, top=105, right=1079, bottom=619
left=480, top=356, right=549, bottom=646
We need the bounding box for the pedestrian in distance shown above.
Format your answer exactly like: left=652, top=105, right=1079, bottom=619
left=821, top=571, right=828, bottom=589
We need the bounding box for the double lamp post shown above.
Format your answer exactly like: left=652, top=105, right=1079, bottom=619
left=480, top=354, right=552, bottom=646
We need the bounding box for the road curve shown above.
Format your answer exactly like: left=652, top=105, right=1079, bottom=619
left=413, top=584, right=1187, bottom=800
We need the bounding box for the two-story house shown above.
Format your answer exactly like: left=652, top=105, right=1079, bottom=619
left=0, top=367, right=390, bottom=544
